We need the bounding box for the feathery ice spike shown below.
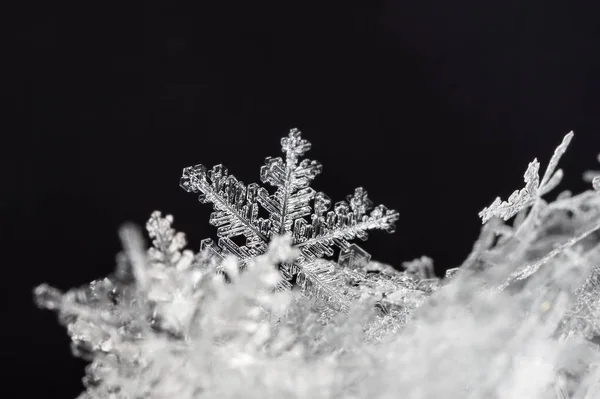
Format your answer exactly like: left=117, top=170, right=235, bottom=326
left=180, top=128, right=399, bottom=309
left=479, top=131, right=574, bottom=224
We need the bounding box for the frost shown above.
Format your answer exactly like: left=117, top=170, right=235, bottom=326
left=34, top=128, right=600, bottom=399
left=180, top=128, right=400, bottom=311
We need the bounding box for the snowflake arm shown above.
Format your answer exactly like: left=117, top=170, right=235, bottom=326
left=180, top=163, right=272, bottom=263
left=295, top=260, right=352, bottom=312
left=259, top=128, right=323, bottom=235
left=478, top=159, right=540, bottom=224
left=288, top=187, right=398, bottom=307
left=479, top=131, right=573, bottom=224
left=291, top=186, right=396, bottom=247
left=539, top=131, right=573, bottom=192
left=294, top=198, right=398, bottom=258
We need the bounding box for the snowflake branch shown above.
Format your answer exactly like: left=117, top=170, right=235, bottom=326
left=180, top=163, right=270, bottom=244
left=296, top=211, right=399, bottom=250
left=296, top=261, right=351, bottom=312
left=479, top=132, right=573, bottom=224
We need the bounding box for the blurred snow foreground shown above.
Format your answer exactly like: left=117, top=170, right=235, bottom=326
left=35, top=129, right=600, bottom=399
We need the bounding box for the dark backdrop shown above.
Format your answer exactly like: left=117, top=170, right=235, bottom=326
left=10, top=0, right=600, bottom=396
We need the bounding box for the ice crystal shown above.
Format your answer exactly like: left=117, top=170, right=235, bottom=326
left=180, top=128, right=399, bottom=311
left=470, top=132, right=600, bottom=291
left=479, top=132, right=573, bottom=224
left=35, top=127, right=600, bottom=399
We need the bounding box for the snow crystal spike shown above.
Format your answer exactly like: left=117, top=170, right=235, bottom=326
left=479, top=132, right=574, bottom=224
left=181, top=128, right=400, bottom=308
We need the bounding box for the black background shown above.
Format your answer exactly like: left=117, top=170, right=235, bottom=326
left=10, top=1, right=600, bottom=396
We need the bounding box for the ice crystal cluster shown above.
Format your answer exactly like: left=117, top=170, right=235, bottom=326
left=35, top=129, right=600, bottom=398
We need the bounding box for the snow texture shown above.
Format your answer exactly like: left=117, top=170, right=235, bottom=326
left=35, top=129, right=600, bottom=398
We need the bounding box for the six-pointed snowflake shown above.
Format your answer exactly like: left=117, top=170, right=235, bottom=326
left=180, top=128, right=399, bottom=310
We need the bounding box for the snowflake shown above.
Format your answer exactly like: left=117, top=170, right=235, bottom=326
left=180, top=128, right=399, bottom=310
